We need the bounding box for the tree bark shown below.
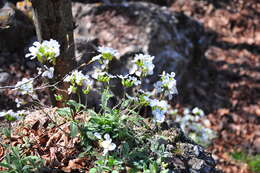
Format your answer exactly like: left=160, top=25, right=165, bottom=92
left=31, top=0, right=76, bottom=107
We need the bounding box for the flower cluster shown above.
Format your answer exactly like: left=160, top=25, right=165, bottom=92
left=64, top=70, right=93, bottom=94
left=14, top=78, right=34, bottom=95
left=37, top=65, right=54, bottom=79
left=25, top=39, right=60, bottom=65
left=90, top=46, right=120, bottom=83
left=11, top=40, right=60, bottom=108
left=192, top=107, right=205, bottom=117
left=118, top=74, right=141, bottom=87
left=91, top=46, right=119, bottom=69
left=146, top=98, right=169, bottom=123
left=92, top=70, right=116, bottom=83
left=130, top=54, right=155, bottom=77
left=94, top=133, right=116, bottom=156
left=154, top=71, right=178, bottom=99
left=0, top=110, right=27, bottom=121
left=173, top=107, right=216, bottom=146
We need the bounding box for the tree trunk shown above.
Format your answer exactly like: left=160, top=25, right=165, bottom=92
left=31, top=0, right=76, bottom=107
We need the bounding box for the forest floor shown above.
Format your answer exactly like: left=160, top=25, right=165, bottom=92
left=0, top=0, right=259, bottom=173
left=171, top=0, right=260, bottom=172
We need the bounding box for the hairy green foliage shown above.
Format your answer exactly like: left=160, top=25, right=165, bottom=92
left=0, top=145, right=44, bottom=173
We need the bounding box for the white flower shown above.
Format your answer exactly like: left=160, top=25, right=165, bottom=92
left=125, top=94, right=138, bottom=102
left=149, top=99, right=168, bottom=110
left=64, top=74, right=73, bottom=83
left=100, top=134, right=116, bottom=155
left=174, top=107, right=216, bottom=147
left=91, top=68, right=106, bottom=80
left=4, top=110, right=20, bottom=120
left=97, top=46, right=119, bottom=58
left=37, top=67, right=42, bottom=75
left=117, top=74, right=129, bottom=79
left=130, top=54, right=155, bottom=77
left=25, top=41, right=42, bottom=59
left=94, top=132, right=102, bottom=140
left=192, top=107, right=205, bottom=117
left=183, top=108, right=190, bottom=115
left=42, top=39, right=60, bottom=57
left=0, top=112, right=5, bottom=118
left=16, top=110, right=27, bottom=116
left=92, top=70, right=115, bottom=83
left=106, top=73, right=116, bottom=79
left=68, top=85, right=76, bottom=94
left=82, top=76, right=93, bottom=89
left=91, top=54, right=102, bottom=62
left=91, top=46, right=118, bottom=63
left=0, top=110, right=26, bottom=120
left=15, top=98, right=27, bottom=108
left=154, top=71, right=178, bottom=99
left=129, top=64, right=140, bottom=76
left=74, top=71, right=86, bottom=86
left=6, top=110, right=16, bottom=117
left=148, top=99, right=169, bottom=123
left=128, top=76, right=141, bottom=86
left=152, top=108, right=166, bottom=123
left=143, top=96, right=150, bottom=103
left=118, top=74, right=141, bottom=87
left=42, top=66, right=54, bottom=79
left=64, top=70, right=93, bottom=94
left=64, top=70, right=93, bottom=87
left=25, top=39, right=60, bottom=63
left=14, top=78, right=34, bottom=95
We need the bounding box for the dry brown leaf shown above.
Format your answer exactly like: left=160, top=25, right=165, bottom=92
left=0, top=144, right=4, bottom=162
left=62, top=157, right=88, bottom=172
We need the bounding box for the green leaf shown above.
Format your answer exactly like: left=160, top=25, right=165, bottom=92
left=11, top=147, right=21, bottom=160
left=231, top=152, right=247, bottom=161
left=121, top=142, right=130, bottom=157
left=149, top=162, right=158, bottom=173
left=56, top=107, right=72, bottom=117
left=89, top=168, right=98, bottom=173
left=2, top=128, right=11, bottom=138
left=111, top=171, right=119, bottom=173
left=70, top=122, right=78, bottom=137
left=67, top=100, right=86, bottom=113
left=55, top=94, right=63, bottom=101
left=5, top=114, right=17, bottom=121
left=22, top=165, right=33, bottom=171
left=102, top=53, right=113, bottom=61
left=87, top=109, right=98, bottom=117
left=0, top=162, right=11, bottom=169
left=101, top=88, right=113, bottom=112
left=248, top=160, right=260, bottom=172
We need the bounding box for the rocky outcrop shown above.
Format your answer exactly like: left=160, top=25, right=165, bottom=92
left=157, top=121, right=220, bottom=173
left=72, top=2, right=209, bottom=86
left=0, top=1, right=34, bottom=53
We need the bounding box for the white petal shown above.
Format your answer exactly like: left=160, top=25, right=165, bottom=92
left=94, top=132, right=102, bottom=139
left=108, top=143, right=116, bottom=151
left=103, top=149, right=109, bottom=156
left=104, top=133, right=111, bottom=141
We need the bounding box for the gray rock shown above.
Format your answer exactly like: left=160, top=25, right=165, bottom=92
left=72, top=2, right=209, bottom=85
left=176, top=143, right=202, bottom=158
left=0, top=1, right=34, bottom=53
left=188, top=158, right=205, bottom=170
left=0, top=71, right=10, bottom=84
